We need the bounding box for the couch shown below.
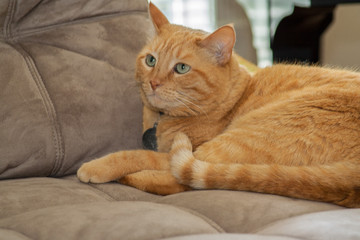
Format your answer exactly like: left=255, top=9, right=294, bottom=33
left=1, top=0, right=359, bottom=239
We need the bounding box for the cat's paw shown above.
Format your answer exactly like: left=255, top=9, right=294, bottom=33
left=77, top=156, right=116, bottom=184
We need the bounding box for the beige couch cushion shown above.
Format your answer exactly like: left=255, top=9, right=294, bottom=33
left=1, top=176, right=358, bottom=240
left=0, top=0, right=151, bottom=179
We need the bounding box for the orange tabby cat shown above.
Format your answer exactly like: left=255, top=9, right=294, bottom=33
left=77, top=3, right=360, bottom=207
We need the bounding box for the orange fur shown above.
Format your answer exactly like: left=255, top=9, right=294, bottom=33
left=77, top=3, right=360, bottom=207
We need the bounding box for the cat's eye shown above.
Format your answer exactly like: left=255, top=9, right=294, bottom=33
left=174, top=63, right=191, bottom=74
left=145, top=54, right=156, bottom=67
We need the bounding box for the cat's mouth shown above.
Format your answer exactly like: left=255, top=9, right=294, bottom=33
left=147, top=93, right=163, bottom=105
left=145, top=89, right=203, bottom=117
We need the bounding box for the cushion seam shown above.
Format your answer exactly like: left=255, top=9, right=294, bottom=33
left=24, top=40, right=129, bottom=74
left=85, top=184, right=118, bottom=202
left=252, top=208, right=346, bottom=234
left=10, top=43, right=65, bottom=176
left=0, top=228, right=34, bottom=240
left=3, top=0, right=15, bottom=40
left=9, top=10, right=148, bottom=41
left=155, top=203, right=226, bottom=233
left=3, top=0, right=65, bottom=176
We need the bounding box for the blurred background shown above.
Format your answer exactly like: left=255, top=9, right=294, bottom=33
left=151, top=0, right=360, bottom=69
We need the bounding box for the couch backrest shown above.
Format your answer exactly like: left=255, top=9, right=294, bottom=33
left=0, top=0, right=153, bottom=179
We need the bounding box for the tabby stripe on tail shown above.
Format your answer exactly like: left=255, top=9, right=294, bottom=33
left=170, top=132, right=360, bottom=207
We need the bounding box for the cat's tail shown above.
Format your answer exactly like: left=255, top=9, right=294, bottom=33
left=170, top=132, right=360, bottom=207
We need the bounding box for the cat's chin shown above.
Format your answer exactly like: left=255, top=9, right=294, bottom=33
left=145, top=93, right=197, bottom=117
left=146, top=94, right=173, bottom=110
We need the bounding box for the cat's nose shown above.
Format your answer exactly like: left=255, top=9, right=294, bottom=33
left=150, top=80, right=161, bottom=90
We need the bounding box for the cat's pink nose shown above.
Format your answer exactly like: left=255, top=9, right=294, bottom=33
left=150, top=80, right=161, bottom=90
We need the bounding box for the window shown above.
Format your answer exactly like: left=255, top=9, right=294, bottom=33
left=151, top=0, right=216, bottom=32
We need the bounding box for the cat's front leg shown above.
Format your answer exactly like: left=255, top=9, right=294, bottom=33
left=119, top=170, right=191, bottom=195
left=77, top=150, right=170, bottom=183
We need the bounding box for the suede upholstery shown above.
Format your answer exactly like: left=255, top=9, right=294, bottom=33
left=0, top=0, right=148, bottom=179
left=2, top=176, right=360, bottom=240
left=1, top=1, right=360, bottom=240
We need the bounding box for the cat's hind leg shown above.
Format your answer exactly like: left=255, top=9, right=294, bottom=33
left=119, top=170, right=190, bottom=195
left=77, top=150, right=169, bottom=183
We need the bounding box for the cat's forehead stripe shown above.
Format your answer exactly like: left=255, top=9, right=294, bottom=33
left=158, top=37, right=181, bottom=55
left=152, top=32, right=196, bottom=61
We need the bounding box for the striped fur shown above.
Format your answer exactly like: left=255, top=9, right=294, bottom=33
left=170, top=133, right=360, bottom=207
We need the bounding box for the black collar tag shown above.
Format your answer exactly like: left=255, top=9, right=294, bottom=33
left=142, top=122, right=158, bottom=151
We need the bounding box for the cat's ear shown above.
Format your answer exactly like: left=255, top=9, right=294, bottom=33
left=199, top=24, right=236, bottom=66
left=149, top=2, right=170, bottom=33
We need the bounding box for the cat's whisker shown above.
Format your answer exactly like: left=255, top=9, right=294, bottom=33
left=176, top=92, right=210, bottom=120
left=178, top=97, right=206, bottom=118
left=175, top=97, right=198, bottom=116
left=177, top=90, right=199, bottom=102
left=185, top=101, right=209, bottom=121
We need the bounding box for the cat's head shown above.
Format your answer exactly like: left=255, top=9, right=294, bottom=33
left=136, top=2, right=237, bottom=117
